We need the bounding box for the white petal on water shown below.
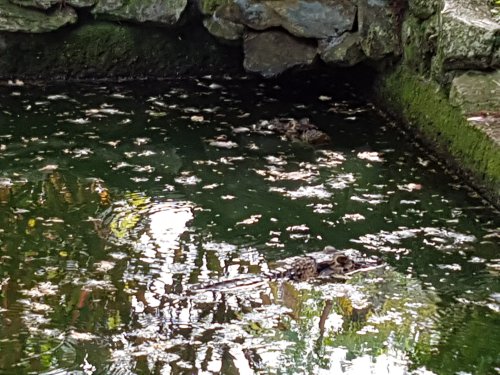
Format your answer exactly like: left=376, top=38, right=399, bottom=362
left=66, top=118, right=90, bottom=124
left=191, top=115, right=204, bottom=122
left=232, top=126, right=251, bottom=134
left=47, top=94, right=71, bottom=100
left=208, top=83, right=223, bottom=89
left=351, top=194, right=386, bottom=205
left=286, top=224, right=309, bottom=232
left=398, top=183, right=423, bottom=192
left=236, top=214, right=262, bottom=225
left=134, top=137, right=151, bottom=146
left=174, top=175, right=201, bottom=185
left=342, top=213, right=366, bottom=223
left=357, top=151, right=384, bottom=162
left=436, top=264, right=462, bottom=271
left=38, top=164, right=58, bottom=172
left=209, top=140, right=238, bottom=149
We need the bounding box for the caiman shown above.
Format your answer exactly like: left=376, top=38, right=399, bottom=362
left=191, top=246, right=383, bottom=292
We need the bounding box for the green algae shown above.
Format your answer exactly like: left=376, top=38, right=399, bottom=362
left=375, top=67, right=500, bottom=204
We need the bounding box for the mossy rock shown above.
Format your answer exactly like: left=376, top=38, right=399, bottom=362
left=198, top=0, right=229, bottom=15
left=0, top=0, right=76, bottom=32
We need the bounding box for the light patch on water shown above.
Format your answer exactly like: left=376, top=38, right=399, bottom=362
left=352, top=227, right=476, bottom=253
left=271, top=184, right=332, bottom=200
left=21, top=282, right=59, bottom=297
left=316, top=149, right=346, bottom=168
left=327, top=173, right=356, bottom=189
left=254, top=166, right=318, bottom=182
left=146, top=202, right=194, bottom=254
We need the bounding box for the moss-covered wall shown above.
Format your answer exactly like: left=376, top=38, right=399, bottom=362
left=0, top=20, right=243, bottom=79
left=374, top=67, right=500, bottom=205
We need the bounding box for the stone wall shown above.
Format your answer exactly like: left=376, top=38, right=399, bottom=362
left=0, top=0, right=405, bottom=78
left=0, top=0, right=243, bottom=78
left=374, top=0, right=499, bottom=205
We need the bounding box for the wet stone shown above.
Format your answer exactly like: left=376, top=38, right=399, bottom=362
left=436, top=0, right=500, bottom=70
left=243, top=30, right=317, bottom=77
left=450, top=70, right=500, bottom=147
left=408, top=0, right=439, bottom=20
left=216, top=0, right=356, bottom=39
left=92, top=0, right=188, bottom=26
left=203, top=15, right=245, bottom=41
left=318, top=32, right=366, bottom=66
left=358, top=0, right=401, bottom=60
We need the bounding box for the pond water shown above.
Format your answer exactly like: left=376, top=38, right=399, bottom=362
left=0, top=75, right=498, bottom=375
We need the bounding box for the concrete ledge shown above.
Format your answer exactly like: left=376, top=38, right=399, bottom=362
left=374, top=67, right=500, bottom=206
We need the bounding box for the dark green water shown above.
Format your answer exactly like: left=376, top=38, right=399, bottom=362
left=0, top=76, right=498, bottom=375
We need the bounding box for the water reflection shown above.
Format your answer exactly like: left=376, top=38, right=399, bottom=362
left=0, top=77, right=498, bottom=374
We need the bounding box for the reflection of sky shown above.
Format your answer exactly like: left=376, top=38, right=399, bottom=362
left=136, top=201, right=194, bottom=289
left=144, top=201, right=194, bottom=253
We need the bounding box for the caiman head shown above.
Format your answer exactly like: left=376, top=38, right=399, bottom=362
left=317, top=246, right=382, bottom=276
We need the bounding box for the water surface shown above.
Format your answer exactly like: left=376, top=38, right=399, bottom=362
left=0, top=76, right=498, bottom=374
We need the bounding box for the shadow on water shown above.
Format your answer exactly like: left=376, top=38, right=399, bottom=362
left=0, top=73, right=498, bottom=374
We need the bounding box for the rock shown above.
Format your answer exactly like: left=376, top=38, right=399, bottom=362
left=243, top=30, right=317, bottom=77
left=9, top=0, right=59, bottom=9
left=449, top=70, right=500, bottom=115
left=492, top=43, right=500, bottom=68
left=263, top=0, right=356, bottom=39
left=449, top=71, right=500, bottom=157
left=435, top=0, right=499, bottom=71
left=10, top=0, right=96, bottom=8
left=203, top=15, right=245, bottom=41
left=401, top=15, right=437, bottom=74
left=0, top=0, right=77, bottom=32
left=216, top=1, right=278, bottom=30
left=67, top=0, right=97, bottom=6
left=92, top=0, right=188, bottom=26
left=358, top=0, right=401, bottom=60
left=217, top=0, right=356, bottom=39
left=408, top=0, right=439, bottom=20
left=197, top=0, right=227, bottom=15
left=318, top=32, right=365, bottom=66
